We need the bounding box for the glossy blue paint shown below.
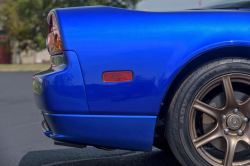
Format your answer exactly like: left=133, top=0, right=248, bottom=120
left=33, top=51, right=89, bottom=114
left=44, top=113, right=157, bottom=151
left=55, top=6, right=250, bottom=116
left=33, top=7, right=250, bottom=151
left=44, top=131, right=53, bottom=137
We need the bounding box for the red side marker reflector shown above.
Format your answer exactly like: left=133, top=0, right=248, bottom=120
left=103, top=71, right=133, bottom=82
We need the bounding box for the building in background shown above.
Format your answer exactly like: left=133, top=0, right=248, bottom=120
left=10, top=40, right=50, bottom=64
left=35, top=49, right=50, bottom=64
left=16, top=48, right=50, bottom=64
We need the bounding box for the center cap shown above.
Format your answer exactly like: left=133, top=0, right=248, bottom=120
left=227, top=115, right=242, bottom=130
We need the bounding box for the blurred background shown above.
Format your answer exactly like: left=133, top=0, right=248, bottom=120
left=0, top=0, right=225, bottom=166
left=0, top=0, right=219, bottom=71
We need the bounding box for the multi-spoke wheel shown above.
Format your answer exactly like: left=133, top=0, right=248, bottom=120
left=165, top=59, right=250, bottom=166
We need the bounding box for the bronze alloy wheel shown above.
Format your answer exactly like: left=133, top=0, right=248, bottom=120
left=190, top=73, right=250, bottom=166
left=165, top=59, right=250, bottom=166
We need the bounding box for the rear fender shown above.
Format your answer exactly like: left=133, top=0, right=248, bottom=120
left=33, top=51, right=89, bottom=114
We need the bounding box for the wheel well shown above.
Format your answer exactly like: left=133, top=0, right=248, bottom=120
left=154, top=45, right=250, bottom=145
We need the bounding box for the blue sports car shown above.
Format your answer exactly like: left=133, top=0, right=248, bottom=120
left=33, top=0, right=250, bottom=165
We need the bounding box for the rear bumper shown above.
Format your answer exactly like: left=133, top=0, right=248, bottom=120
left=33, top=51, right=89, bottom=114
left=33, top=51, right=156, bottom=151
left=41, top=119, right=53, bottom=137
left=43, top=113, right=156, bottom=151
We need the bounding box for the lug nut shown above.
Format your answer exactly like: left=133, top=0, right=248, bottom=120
left=222, top=115, right=227, bottom=121
left=243, top=117, right=249, bottom=123
left=224, top=128, right=229, bottom=135
left=237, top=130, right=243, bottom=136
left=233, top=108, right=239, bottom=114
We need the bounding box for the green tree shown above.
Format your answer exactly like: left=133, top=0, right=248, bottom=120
left=0, top=0, right=141, bottom=62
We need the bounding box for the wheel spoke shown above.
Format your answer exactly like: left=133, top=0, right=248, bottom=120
left=223, top=138, right=238, bottom=166
left=222, top=76, right=238, bottom=108
left=239, top=97, right=250, bottom=115
left=193, top=125, right=222, bottom=149
left=241, top=128, right=250, bottom=146
left=193, top=99, right=222, bottom=120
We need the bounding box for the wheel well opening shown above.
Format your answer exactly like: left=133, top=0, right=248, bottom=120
left=154, top=45, right=250, bottom=147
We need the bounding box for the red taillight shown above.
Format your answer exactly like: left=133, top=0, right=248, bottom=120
left=48, top=16, right=53, bottom=33
left=103, top=71, right=133, bottom=82
left=47, top=12, right=63, bottom=55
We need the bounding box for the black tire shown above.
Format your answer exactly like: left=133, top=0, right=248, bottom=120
left=165, top=58, right=250, bottom=166
left=153, top=136, right=172, bottom=153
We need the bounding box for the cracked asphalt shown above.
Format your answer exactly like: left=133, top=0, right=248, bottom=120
left=0, top=72, right=181, bottom=166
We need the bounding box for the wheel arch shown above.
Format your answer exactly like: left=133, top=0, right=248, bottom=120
left=154, top=45, right=250, bottom=147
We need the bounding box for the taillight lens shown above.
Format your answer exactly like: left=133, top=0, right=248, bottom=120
left=46, top=12, right=63, bottom=55
left=50, top=54, right=67, bottom=67
left=103, top=71, right=133, bottom=82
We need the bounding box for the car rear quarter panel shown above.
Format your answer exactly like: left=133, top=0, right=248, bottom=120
left=33, top=51, right=89, bottom=114
left=55, top=7, right=250, bottom=116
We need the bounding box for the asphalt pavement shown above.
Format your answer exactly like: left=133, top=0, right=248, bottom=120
left=0, top=72, right=181, bottom=166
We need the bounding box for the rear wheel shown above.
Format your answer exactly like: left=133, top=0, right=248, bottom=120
left=166, top=59, right=250, bottom=166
